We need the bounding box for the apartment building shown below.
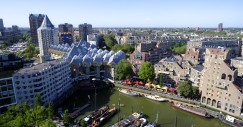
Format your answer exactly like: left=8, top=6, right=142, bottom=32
left=129, top=42, right=172, bottom=67
left=58, top=23, right=73, bottom=35
left=184, top=47, right=205, bottom=65
left=0, top=77, right=16, bottom=108
left=29, top=14, right=45, bottom=46
left=0, top=18, right=4, bottom=31
left=79, top=23, right=92, bottom=41
left=12, top=59, right=71, bottom=106
left=188, top=65, right=203, bottom=87
left=231, top=57, right=243, bottom=76
left=0, top=53, right=23, bottom=71
left=154, top=57, right=192, bottom=84
left=200, top=48, right=243, bottom=117
left=187, top=37, right=242, bottom=56
left=37, top=15, right=59, bottom=63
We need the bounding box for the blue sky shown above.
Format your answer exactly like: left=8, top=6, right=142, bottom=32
left=1, top=0, right=243, bottom=28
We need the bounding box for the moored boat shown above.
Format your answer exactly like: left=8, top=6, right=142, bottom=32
left=118, top=88, right=140, bottom=96
left=83, top=105, right=109, bottom=124
left=110, top=112, right=144, bottom=127
left=144, top=95, right=167, bottom=102
left=129, top=117, right=148, bottom=127
left=144, top=122, right=157, bottom=127
left=91, top=107, right=117, bottom=127
left=172, top=102, right=211, bottom=118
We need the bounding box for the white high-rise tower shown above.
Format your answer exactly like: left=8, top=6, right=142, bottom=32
left=37, top=15, right=59, bottom=63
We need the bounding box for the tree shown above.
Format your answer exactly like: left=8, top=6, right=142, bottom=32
left=170, top=42, right=187, bottom=54
left=111, top=44, right=122, bottom=52
left=177, top=81, right=192, bottom=97
left=19, top=39, right=23, bottom=43
left=103, top=34, right=117, bottom=50
left=40, top=119, right=56, bottom=127
left=47, top=102, right=54, bottom=120
left=192, top=86, right=200, bottom=99
left=25, top=105, right=46, bottom=127
left=25, top=43, right=37, bottom=58
left=75, top=35, right=80, bottom=42
left=23, top=32, right=28, bottom=41
left=35, top=94, right=43, bottom=106
left=138, top=62, right=155, bottom=82
left=0, top=43, right=7, bottom=49
left=159, top=74, right=164, bottom=86
left=16, top=51, right=24, bottom=58
left=0, top=99, right=55, bottom=127
left=98, top=34, right=106, bottom=49
left=17, top=42, right=39, bottom=59
left=122, top=43, right=134, bottom=54
left=63, top=109, right=70, bottom=125
left=115, top=59, right=133, bottom=80
left=111, top=43, right=135, bottom=54
left=80, top=120, right=87, bottom=127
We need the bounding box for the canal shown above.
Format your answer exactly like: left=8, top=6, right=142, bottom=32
left=60, top=87, right=230, bottom=127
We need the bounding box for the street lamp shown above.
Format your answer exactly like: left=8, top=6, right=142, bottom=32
left=92, top=78, right=96, bottom=110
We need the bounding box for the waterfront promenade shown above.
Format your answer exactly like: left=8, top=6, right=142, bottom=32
left=113, top=83, right=243, bottom=127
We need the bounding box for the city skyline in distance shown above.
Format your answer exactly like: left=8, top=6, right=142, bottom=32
left=1, top=0, right=243, bottom=28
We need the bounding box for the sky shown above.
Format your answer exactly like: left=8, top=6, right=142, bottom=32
left=1, top=0, right=243, bottom=28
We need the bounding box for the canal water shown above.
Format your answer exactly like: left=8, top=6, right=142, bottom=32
left=61, top=87, right=230, bottom=127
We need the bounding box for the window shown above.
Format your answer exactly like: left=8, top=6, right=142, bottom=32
left=221, top=73, right=226, bottom=79
left=228, top=75, right=232, bottom=81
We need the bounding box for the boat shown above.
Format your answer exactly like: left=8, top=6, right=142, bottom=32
left=144, top=122, right=157, bottom=127
left=91, top=107, right=117, bottom=127
left=144, top=95, right=167, bottom=102
left=129, top=118, right=148, bottom=127
left=110, top=112, right=144, bottom=127
left=118, top=88, right=140, bottom=96
left=83, top=105, right=109, bottom=124
left=172, top=102, right=211, bottom=118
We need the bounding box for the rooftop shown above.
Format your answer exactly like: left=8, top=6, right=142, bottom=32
left=192, top=65, right=204, bottom=72
left=39, top=15, right=54, bottom=29
left=16, top=59, right=66, bottom=74
left=206, top=48, right=229, bottom=55
left=190, top=37, right=240, bottom=42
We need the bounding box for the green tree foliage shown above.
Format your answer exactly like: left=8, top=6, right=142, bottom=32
left=75, top=35, right=80, bottom=42
left=103, top=34, right=117, bottom=50
left=138, top=62, right=155, bottom=82
left=170, top=42, right=187, bottom=54
left=112, top=43, right=135, bottom=54
left=40, top=119, right=56, bottom=127
left=98, top=34, right=106, bottom=49
left=177, top=81, right=192, bottom=97
left=192, top=86, right=200, bottom=99
left=47, top=102, right=55, bottom=120
left=177, top=81, right=200, bottom=99
left=80, top=120, right=87, bottom=127
left=28, top=37, right=33, bottom=43
left=36, top=94, right=43, bottom=106
left=22, top=32, right=29, bottom=42
left=0, top=101, right=55, bottom=127
left=0, top=43, right=7, bottom=49
left=63, top=109, right=70, bottom=125
left=16, top=43, right=39, bottom=58
left=159, top=74, right=164, bottom=86
left=25, top=105, right=46, bottom=127
left=115, top=59, right=133, bottom=80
